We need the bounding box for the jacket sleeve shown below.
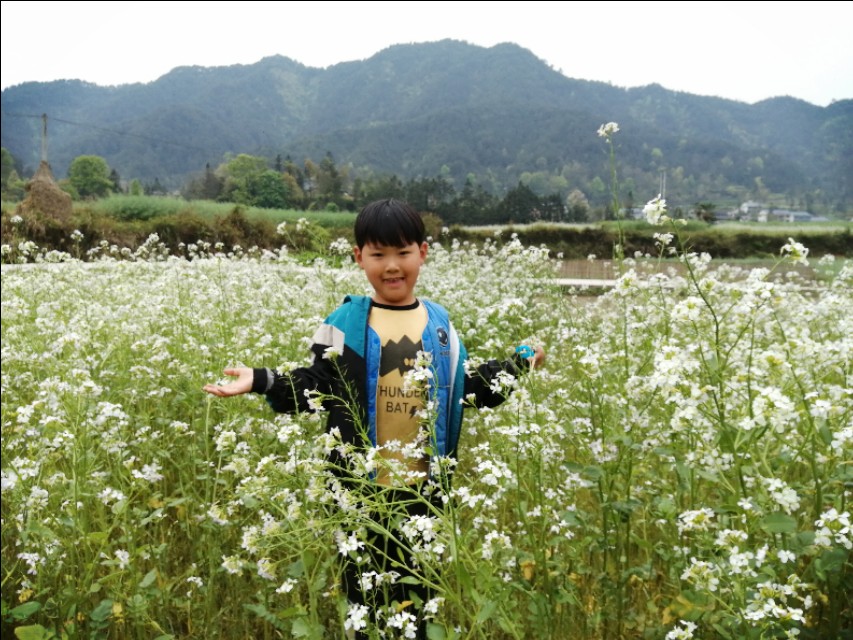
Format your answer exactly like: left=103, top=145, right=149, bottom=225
left=463, top=353, right=530, bottom=409
left=251, top=342, right=339, bottom=414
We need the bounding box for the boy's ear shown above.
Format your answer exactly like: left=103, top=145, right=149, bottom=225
left=353, top=246, right=363, bottom=267
left=419, top=241, right=428, bottom=264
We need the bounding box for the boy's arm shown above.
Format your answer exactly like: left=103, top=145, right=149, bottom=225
left=463, top=346, right=545, bottom=408
left=252, top=353, right=338, bottom=413
left=204, top=345, right=341, bottom=414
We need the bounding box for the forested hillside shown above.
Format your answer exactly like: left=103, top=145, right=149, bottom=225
left=2, top=40, right=851, bottom=214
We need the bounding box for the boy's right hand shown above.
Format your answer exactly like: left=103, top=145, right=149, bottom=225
left=203, top=367, right=253, bottom=397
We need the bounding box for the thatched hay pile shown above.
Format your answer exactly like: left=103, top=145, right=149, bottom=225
left=16, top=160, right=73, bottom=224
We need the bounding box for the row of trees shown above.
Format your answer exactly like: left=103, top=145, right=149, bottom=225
left=182, top=151, right=597, bottom=224
left=2, top=147, right=601, bottom=224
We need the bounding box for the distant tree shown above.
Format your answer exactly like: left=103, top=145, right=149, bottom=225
left=109, top=168, right=122, bottom=193
left=694, top=201, right=716, bottom=223
left=282, top=156, right=305, bottom=189
left=67, top=155, right=114, bottom=199
left=448, top=179, right=498, bottom=225
left=1, top=147, right=16, bottom=188
left=129, top=179, right=144, bottom=196
left=303, top=159, right=318, bottom=202
left=1, top=148, right=26, bottom=200
left=499, top=182, right=541, bottom=223
left=316, top=151, right=344, bottom=208
left=281, top=173, right=305, bottom=209
left=540, top=193, right=565, bottom=221
left=404, top=176, right=455, bottom=214
left=566, top=189, right=590, bottom=222
left=145, top=178, right=166, bottom=196
left=3, top=169, right=27, bottom=201
left=250, top=170, right=290, bottom=209
left=182, top=163, right=224, bottom=201
left=201, top=163, right=223, bottom=200
left=219, top=154, right=268, bottom=203
left=588, top=176, right=608, bottom=214
left=353, top=174, right=405, bottom=207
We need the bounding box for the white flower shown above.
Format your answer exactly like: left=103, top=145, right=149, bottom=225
left=334, top=530, right=365, bottom=556
left=328, top=237, right=352, bottom=255
left=215, top=430, right=237, bottom=451
left=643, top=194, right=669, bottom=225
left=257, top=557, right=276, bottom=581
left=654, top=232, right=674, bottom=247
left=677, top=508, right=715, bottom=534
left=322, top=346, right=341, bottom=360
left=221, top=555, right=244, bottom=575
left=597, top=122, right=620, bottom=137
left=131, top=461, right=164, bottom=483
left=665, top=620, right=697, bottom=640
left=276, top=578, right=297, bottom=593
left=345, top=603, right=370, bottom=632
left=780, top=237, right=809, bottom=266
left=778, top=549, right=796, bottom=563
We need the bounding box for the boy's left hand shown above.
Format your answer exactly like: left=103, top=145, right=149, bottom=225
left=530, top=346, right=546, bottom=368
left=517, top=345, right=546, bottom=369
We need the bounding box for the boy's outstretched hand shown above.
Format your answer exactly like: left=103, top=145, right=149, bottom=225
left=530, top=346, right=546, bottom=369
left=516, top=345, right=546, bottom=369
left=203, top=367, right=253, bottom=397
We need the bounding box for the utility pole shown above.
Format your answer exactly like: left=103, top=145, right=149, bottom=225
left=41, top=113, right=48, bottom=163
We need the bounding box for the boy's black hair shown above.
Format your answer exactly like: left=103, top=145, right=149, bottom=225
left=354, top=199, right=425, bottom=248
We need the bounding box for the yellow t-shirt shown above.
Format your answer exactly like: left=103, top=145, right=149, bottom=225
left=370, top=301, right=429, bottom=485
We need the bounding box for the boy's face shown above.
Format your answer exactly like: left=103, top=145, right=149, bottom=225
left=353, top=241, right=428, bottom=306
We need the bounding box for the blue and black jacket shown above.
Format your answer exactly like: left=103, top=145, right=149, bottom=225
left=252, top=295, right=526, bottom=475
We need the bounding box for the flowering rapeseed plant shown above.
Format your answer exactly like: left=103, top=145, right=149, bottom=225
left=1, top=141, right=850, bottom=637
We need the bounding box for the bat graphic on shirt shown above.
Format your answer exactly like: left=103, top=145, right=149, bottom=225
left=379, top=335, right=423, bottom=377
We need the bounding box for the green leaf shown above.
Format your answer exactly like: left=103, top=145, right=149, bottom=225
left=761, top=512, right=798, bottom=534
left=89, top=599, right=114, bottom=622
left=139, top=569, right=158, bottom=589
left=291, top=618, right=324, bottom=639
left=87, top=531, right=109, bottom=544
left=426, top=622, right=447, bottom=640
left=475, top=600, right=498, bottom=624
left=287, top=558, right=305, bottom=578
left=9, top=601, right=42, bottom=620
left=14, top=625, right=54, bottom=640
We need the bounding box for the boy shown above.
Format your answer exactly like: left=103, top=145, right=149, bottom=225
left=204, top=198, right=544, bottom=637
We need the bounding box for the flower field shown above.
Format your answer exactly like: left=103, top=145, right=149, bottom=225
left=1, top=232, right=851, bottom=639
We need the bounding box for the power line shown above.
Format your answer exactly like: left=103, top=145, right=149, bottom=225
left=3, top=111, right=211, bottom=153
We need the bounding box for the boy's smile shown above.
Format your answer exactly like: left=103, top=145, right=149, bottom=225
left=354, top=241, right=428, bottom=306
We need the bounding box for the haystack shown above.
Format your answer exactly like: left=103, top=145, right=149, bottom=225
left=16, top=160, right=73, bottom=224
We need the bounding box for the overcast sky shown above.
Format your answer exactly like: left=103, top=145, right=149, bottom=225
left=2, top=1, right=851, bottom=106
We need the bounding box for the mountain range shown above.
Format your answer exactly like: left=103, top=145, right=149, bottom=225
left=2, top=39, right=851, bottom=213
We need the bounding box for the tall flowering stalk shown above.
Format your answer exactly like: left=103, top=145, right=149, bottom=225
left=597, top=121, right=626, bottom=264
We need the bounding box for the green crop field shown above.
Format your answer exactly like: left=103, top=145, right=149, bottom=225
left=1, top=234, right=850, bottom=639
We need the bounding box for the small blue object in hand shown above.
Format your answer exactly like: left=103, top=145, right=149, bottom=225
left=515, top=345, right=535, bottom=359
